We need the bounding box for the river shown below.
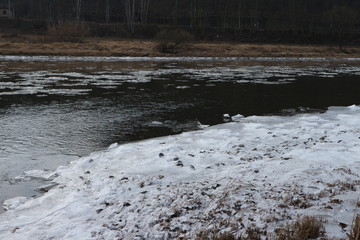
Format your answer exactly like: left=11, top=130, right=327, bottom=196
left=1, top=56, right=360, bottom=212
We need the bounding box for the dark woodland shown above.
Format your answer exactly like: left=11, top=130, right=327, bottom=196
left=1, top=0, right=360, bottom=45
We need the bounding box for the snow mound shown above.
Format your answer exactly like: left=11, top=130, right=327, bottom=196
left=0, top=106, right=360, bottom=239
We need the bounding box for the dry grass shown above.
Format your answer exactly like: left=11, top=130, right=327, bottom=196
left=348, top=215, right=360, bottom=240
left=197, top=232, right=239, bottom=240
left=197, top=227, right=261, bottom=240
left=194, top=215, right=360, bottom=240
left=275, top=216, right=324, bottom=240
left=197, top=234, right=260, bottom=240
left=1, top=34, right=360, bottom=57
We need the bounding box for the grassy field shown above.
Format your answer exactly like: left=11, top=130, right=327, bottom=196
left=1, top=34, right=360, bottom=58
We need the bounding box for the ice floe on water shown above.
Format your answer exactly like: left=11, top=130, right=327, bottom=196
left=0, top=105, right=359, bottom=239
left=153, top=65, right=360, bottom=84
left=1, top=58, right=360, bottom=96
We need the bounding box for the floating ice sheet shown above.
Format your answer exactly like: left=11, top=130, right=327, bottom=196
left=1, top=58, right=360, bottom=96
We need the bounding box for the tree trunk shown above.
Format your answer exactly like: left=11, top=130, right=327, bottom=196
left=8, top=0, right=10, bottom=15
left=76, top=0, right=82, bottom=22
left=238, top=0, right=242, bottom=30
left=140, top=0, right=150, bottom=24
left=48, top=0, right=53, bottom=22
left=172, top=0, right=178, bottom=25
left=105, top=0, right=110, bottom=22
left=190, top=0, right=197, bottom=28
left=125, top=0, right=135, bottom=33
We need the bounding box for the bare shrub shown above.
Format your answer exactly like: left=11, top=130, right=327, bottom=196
left=243, top=227, right=262, bottom=240
left=47, top=21, right=90, bottom=42
left=197, top=232, right=239, bottom=240
left=197, top=227, right=261, bottom=240
left=275, top=216, right=324, bottom=240
left=348, top=215, right=360, bottom=240
left=156, top=28, right=194, bottom=53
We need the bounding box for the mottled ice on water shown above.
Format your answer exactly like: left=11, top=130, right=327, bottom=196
left=0, top=105, right=359, bottom=239
left=2, top=58, right=360, bottom=96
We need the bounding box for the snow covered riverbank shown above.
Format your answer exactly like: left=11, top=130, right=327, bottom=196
left=1, top=106, right=360, bottom=239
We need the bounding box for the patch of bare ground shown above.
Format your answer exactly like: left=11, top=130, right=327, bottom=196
left=1, top=34, right=360, bottom=58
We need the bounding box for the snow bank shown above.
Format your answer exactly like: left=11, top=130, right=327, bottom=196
left=1, top=106, right=360, bottom=239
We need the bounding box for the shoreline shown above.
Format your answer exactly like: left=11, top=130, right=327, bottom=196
left=0, top=106, right=359, bottom=239
left=1, top=35, right=360, bottom=58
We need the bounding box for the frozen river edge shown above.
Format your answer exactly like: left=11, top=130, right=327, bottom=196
left=1, top=106, right=360, bottom=239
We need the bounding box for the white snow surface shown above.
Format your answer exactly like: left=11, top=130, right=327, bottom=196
left=1, top=106, right=360, bottom=239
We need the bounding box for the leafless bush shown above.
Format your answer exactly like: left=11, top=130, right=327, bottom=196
left=156, top=28, right=194, bottom=53
left=47, top=21, right=90, bottom=42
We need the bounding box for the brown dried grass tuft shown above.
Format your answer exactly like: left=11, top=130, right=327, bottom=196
left=197, top=230, right=236, bottom=240
left=197, top=227, right=261, bottom=240
left=348, top=215, right=360, bottom=240
left=275, top=216, right=324, bottom=240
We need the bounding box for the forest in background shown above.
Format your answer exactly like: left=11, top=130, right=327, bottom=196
left=1, top=0, right=360, bottom=46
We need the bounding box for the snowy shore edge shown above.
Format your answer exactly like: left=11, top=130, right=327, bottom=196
left=1, top=105, right=360, bottom=239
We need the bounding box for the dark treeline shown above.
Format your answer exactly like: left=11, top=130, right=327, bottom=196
left=1, top=0, right=360, bottom=45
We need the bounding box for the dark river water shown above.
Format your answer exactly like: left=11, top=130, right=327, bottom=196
left=1, top=56, right=360, bottom=212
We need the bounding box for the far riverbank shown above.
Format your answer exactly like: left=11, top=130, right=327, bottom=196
left=1, top=35, right=360, bottom=58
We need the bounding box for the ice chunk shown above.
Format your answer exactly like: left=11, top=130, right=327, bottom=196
left=231, top=114, right=245, bottom=122
left=108, top=142, right=118, bottom=150
left=23, top=169, right=58, bottom=181
left=150, top=121, right=163, bottom=126
left=3, top=196, right=29, bottom=211
left=35, top=183, right=59, bottom=193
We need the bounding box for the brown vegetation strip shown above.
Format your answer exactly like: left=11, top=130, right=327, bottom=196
left=1, top=35, right=360, bottom=58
